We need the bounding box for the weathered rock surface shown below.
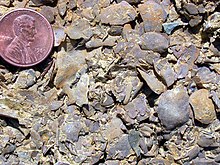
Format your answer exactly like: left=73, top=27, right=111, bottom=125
left=157, top=87, right=189, bottom=130
left=189, top=89, right=216, bottom=124
left=138, top=69, right=166, bottom=94
left=0, top=0, right=220, bottom=164
left=100, top=1, right=137, bottom=25
left=138, top=1, right=167, bottom=32
left=140, top=32, right=169, bottom=53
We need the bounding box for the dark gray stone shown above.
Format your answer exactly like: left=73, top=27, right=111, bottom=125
left=157, top=87, right=189, bottom=130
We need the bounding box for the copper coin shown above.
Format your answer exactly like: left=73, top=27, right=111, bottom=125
left=0, top=8, right=54, bottom=67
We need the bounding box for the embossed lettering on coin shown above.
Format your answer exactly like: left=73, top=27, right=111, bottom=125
left=0, top=9, right=54, bottom=67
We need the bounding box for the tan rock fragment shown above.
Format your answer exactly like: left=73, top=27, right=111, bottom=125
left=100, top=1, right=137, bottom=25
left=189, top=89, right=216, bottom=124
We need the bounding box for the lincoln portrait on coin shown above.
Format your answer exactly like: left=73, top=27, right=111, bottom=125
left=5, top=14, right=37, bottom=64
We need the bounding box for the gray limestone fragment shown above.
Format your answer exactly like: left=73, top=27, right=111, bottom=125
left=140, top=32, right=169, bottom=53
left=138, top=69, right=166, bottom=94
left=100, top=1, right=137, bottom=25
left=61, top=121, right=82, bottom=142
left=128, top=130, right=140, bottom=157
left=14, top=69, right=36, bottom=89
left=107, top=134, right=134, bottom=159
left=157, top=87, right=189, bottom=130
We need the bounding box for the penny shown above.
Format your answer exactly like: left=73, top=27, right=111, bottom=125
left=0, top=8, right=54, bottom=67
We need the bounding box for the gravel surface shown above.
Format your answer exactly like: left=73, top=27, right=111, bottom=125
left=0, top=0, right=219, bottom=164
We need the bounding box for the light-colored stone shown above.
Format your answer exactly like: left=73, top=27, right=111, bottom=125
left=189, top=89, right=216, bottom=124
left=100, top=1, right=137, bottom=25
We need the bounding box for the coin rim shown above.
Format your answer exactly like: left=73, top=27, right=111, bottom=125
left=0, top=8, right=54, bottom=67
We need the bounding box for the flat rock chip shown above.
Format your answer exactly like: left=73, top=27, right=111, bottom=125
left=140, top=32, right=169, bottom=53
left=40, top=6, right=55, bottom=23
left=138, top=1, right=167, bottom=32
left=138, top=69, right=166, bottom=94
left=100, top=1, right=137, bottom=25
left=154, top=59, right=176, bottom=87
left=107, top=134, right=134, bottom=159
left=178, top=44, right=199, bottom=69
left=157, top=87, right=189, bottom=130
left=65, top=19, right=93, bottom=40
left=54, top=49, right=87, bottom=88
left=53, top=26, right=66, bottom=47
left=189, top=89, right=216, bottom=124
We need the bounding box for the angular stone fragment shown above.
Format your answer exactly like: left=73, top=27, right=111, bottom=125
left=189, top=15, right=203, bottom=27
left=49, top=100, right=63, bottom=111
left=65, top=19, right=93, bottom=40
left=86, top=38, right=103, bottom=48
left=128, top=130, right=140, bottom=157
left=162, top=22, right=180, bottom=35
left=195, top=67, right=218, bottom=85
left=138, top=1, right=167, bottom=32
left=77, top=0, right=99, bottom=8
left=100, top=1, right=137, bottom=25
left=189, top=89, right=216, bottom=124
left=138, top=69, right=166, bottom=94
left=61, top=121, right=82, bottom=142
left=71, top=73, right=89, bottom=106
left=40, top=6, right=55, bottom=23
left=14, top=69, right=36, bottom=89
left=105, top=160, right=120, bottom=165
left=57, top=1, right=67, bottom=16
left=140, top=32, right=169, bottom=53
left=178, top=44, right=199, bottom=69
left=102, top=117, right=124, bottom=142
left=54, top=48, right=87, bottom=88
left=197, top=132, right=216, bottom=147
left=81, top=8, right=95, bottom=21
left=211, top=91, right=220, bottom=109
left=162, top=20, right=187, bottom=35
left=108, top=26, right=123, bottom=36
left=192, top=158, right=218, bottom=165
left=67, top=0, right=76, bottom=9
left=107, top=134, right=134, bottom=159
left=154, top=59, right=176, bottom=87
left=122, top=24, right=141, bottom=42
left=53, top=26, right=66, bottom=47
left=157, top=87, right=189, bottom=130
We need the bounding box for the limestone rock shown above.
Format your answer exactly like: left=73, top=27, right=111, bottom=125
left=189, top=89, right=216, bottom=124
left=100, top=1, right=137, bottom=25
left=157, top=87, right=189, bottom=130
left=140, top=32, right=169, bottom=53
